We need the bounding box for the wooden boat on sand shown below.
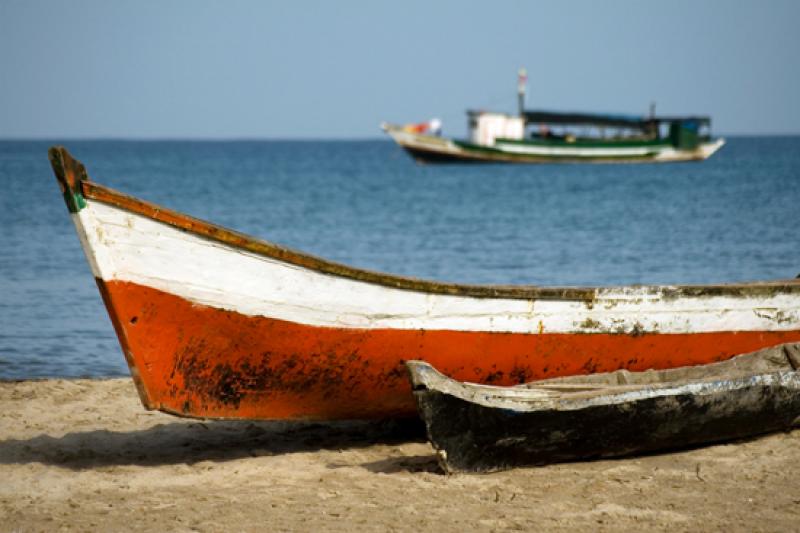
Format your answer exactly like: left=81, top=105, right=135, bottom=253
left=406, top=343, right=800, bottom=473
left=50, top=147, right=800, bottom=421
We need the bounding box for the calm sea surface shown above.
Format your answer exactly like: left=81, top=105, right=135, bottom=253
left=1, top=138, right=798, bottom=378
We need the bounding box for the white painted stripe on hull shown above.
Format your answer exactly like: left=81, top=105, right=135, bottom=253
left=72, top=200, right=800, bottom=334
left=494, top=140, right=723, bottom=160
left=493, top=142, right=661, bottom=157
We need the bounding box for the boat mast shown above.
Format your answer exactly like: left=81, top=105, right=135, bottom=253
left=517, top=67, right=527, bottom=117
left=649, top=101, right=657, bottom=139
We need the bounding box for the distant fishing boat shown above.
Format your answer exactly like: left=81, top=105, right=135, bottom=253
left=407, top=343, right=800, bottom=473
left=382, top=69, right=724, bottom=164
left=50, top=147, right=798, bottom=421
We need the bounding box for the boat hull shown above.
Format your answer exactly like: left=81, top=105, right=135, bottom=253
left=382, top=124, right=725, bottom=164
left=97, top=280, right=800, bottom=419
left=50, top=147, right=800, bottom=421
left=407, top=344, right=800, bottom=472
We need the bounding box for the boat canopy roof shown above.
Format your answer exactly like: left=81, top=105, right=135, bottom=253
left=521, top=110, right=711, bottom=129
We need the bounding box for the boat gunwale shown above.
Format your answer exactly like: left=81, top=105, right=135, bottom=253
left=53, top=146, right=800, bottom=301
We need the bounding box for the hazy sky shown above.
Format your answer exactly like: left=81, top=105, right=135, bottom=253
left=2, top=0, right=798, bottom=138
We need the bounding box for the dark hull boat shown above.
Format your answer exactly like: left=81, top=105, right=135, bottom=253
left=406, top=343, right=800, bottom=473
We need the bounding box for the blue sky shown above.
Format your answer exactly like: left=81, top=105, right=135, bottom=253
left=1, top=0, right=798, bottom=138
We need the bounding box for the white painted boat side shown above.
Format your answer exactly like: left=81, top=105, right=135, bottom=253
left=71, top=199, right=800, bottom=334
left=492, top=141, right=661, bottom=157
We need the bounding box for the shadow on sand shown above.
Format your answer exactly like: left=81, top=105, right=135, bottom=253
left=0, top=417, right=429, bottom=470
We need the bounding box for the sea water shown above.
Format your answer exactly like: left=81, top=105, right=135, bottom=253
left=1, top=138, right=798, bottom=378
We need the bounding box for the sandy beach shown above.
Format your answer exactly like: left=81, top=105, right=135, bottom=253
left=1, top=378, right=799, bottom=532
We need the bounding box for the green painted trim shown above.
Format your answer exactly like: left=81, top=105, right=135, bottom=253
left=65, top=189, right=87, bottom=213
left=49, top=146, right=88, bottom=213
left=451, top=140, right=659, bottom=161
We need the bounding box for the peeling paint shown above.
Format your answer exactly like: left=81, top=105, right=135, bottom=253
left=578, top=318, right=601, bottom=330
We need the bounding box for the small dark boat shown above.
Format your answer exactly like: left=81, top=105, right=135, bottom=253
left=406, top=343, right=800, bottom=473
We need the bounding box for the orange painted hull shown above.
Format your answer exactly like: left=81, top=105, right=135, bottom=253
left=101, top=280, right=800, bottom=420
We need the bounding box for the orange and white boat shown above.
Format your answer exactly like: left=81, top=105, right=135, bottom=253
left=50, top=146, right=800, bottom=420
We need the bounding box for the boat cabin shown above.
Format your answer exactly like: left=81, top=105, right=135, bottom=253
left=467, top=111, right=525, bottom=146
left=467, top=108, right=713, bottom=149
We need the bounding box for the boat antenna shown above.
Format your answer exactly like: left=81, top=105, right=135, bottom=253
left=648, top=101, right=657, bottom=138
left=517, top=67, right=527, bottom=117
